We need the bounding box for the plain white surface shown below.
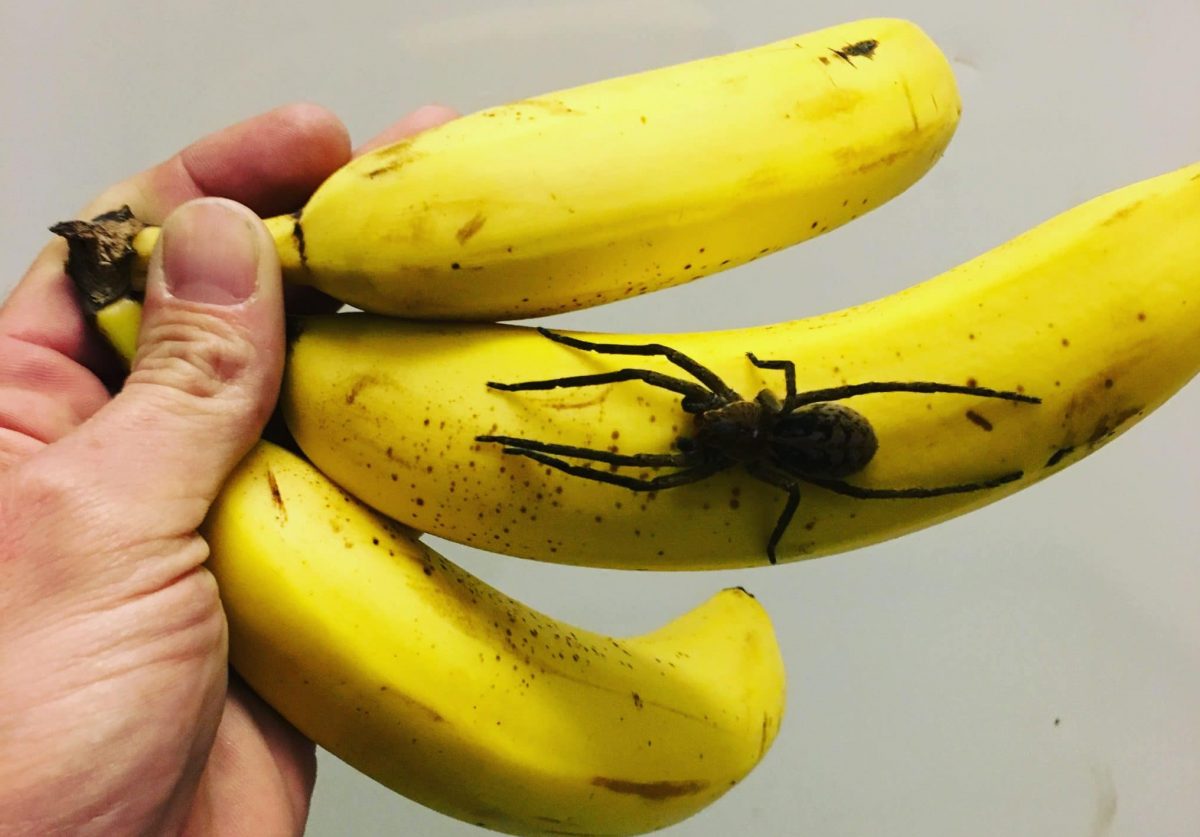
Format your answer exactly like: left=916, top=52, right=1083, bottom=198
left=4, top=1, right=1199, bottom=835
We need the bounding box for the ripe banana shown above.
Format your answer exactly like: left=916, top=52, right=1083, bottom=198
left=62, top=17, right=960, bottom=320
left=52, top=244, right=789, bottom=837
left=203, top=440, right=785, bottom=835
left=282, top=160, right=1200, bottom=569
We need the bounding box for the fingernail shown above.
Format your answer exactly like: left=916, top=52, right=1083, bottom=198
left=161, top=200, right=260, bottom=305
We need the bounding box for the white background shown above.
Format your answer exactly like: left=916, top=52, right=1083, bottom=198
left=4, top=1, right=1199, bottom=834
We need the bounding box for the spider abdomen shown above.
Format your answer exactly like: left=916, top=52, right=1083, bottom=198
left=772, top=402, right=878, bottom=478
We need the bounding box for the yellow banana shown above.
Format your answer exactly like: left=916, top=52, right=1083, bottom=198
left=54, top=230, right=788, bottom=832
left=42, top=228, right=793, bottom=833
left=203, top=440, right=785, bottom=835
left=282, top=160, right=1200, bottom=569
left=59, top=17, right=959, bottom=320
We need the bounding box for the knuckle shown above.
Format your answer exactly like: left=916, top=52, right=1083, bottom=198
left=0, top=460, right=91, bottom=554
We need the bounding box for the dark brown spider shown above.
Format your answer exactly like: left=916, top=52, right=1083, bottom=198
left=477, top=328, right=1040, bottom=564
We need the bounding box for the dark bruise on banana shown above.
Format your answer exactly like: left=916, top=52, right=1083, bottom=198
left=825, top=38, right=880, bottom=65
left=290, top=208, right=308, bottom=269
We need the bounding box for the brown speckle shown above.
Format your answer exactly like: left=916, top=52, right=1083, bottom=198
left=965, top=410, right=993, bottom=431
left=1088, top=406, right=1142, bottom=445
left=455, top=212, right=487, bottom=244
left=1101, top=199, right=1143, bottom=227
left=366, top=163, right=399, bottom=179
left=829, top=39, right=878, bottom=65
left=360, top=139, right=420, bottom=180
left=345, top=375, right=376, bottom=405
left=842, top=38, right=878, bottom=58
left=591, top=776, right=708, bottom=800
left=266, top=468, right=286, bottom=521
left=1045, top=446, right=1075, bottom=468
left=291, top=210, right=307, bottom=268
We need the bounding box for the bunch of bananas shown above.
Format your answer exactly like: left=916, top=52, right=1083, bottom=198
left=54, top=17, right=1200, bottom=835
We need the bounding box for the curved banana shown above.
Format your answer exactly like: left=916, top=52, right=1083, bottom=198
left=283, top=160, right=1200, bottom=569
left=58, top=18, right=959, bottom=321
left=203, top=440, right=785, bottom=835
left=52, top=224, right=787, bottom=832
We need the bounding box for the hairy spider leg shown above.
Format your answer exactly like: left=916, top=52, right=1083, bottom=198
left=803, top=468, right=1024, bottom=499
left=486, top=368, right=716, bottom=409
left=746, top=353, right=796, bottom=404
left=476, top=435, right=692, bottom=469
left=744, top=355, right=1039, bottom=411
left=536, top=328, right=742, bottom=402
left=743, top=461, right=803, bottom=565
left=494, top=447, right=734, bottom=492
left=789, top=379, right=1041, bottom=408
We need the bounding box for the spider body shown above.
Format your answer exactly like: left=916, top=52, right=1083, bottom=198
left=688, top=397, right=773, bottom=461
left=761, top=399, right=879, bottom=479
left=685, top=393, right=878, bottom=479
left=477, top=328, right=1040, bottom=564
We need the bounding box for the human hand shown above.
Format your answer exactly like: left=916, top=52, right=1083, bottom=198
left=0, top=102, right=455, bottom=835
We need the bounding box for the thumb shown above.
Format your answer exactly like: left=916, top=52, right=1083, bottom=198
left=40, top=198, right=285, bottom=541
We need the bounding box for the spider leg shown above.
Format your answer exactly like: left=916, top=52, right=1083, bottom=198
left=537, top=328, right=741, bottom=402
left=494, top=446, right=733, bottom=491
left=746, top=354, right=797, bottom=404
left=787, top=380, right=1041, bottom=408
left=486, top=367, right=717, bottom=409
left=744, top=462, right=802, bottom=565
left=766, top=489, right=800, bottom=566
left=804, top=469, right=1024, bottom=499
left=476, top=435, right=692, bottom=468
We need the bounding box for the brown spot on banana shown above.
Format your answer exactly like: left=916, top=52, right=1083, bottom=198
left=829, top=38, right=879, bottom=65
left=512, top=97, right=583, bottom=116
left=456, top=212, right=487, bottom=244
left=838, top=146, right=913, bottom=175
left=290, top=210, right=307, bottom=268
left=1101, top=199, right=1144, bottom=227
left=590, top=776, right=709, bottom=800
left=1087, top=406, right=1143, bottom=445
left=345, top=374, right=381, bottom=405
left=1045, top=446, right=1075, bottom=468
left=964, top=410, right=994, bottom=431
left=361, top=138, right=423, bottom=179
left=266, top=468, right=286, bottom=522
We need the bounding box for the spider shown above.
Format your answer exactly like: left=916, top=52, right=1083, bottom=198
left=476, top=328, right=1041, bottom=564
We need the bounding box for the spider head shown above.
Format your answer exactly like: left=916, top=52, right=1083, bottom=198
left=772, top=402, right=879, bottom=478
